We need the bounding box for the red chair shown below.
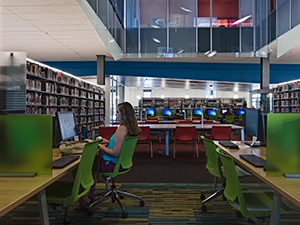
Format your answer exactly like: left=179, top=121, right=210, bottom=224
left=173, top=126, right=198, bottom=159
left=175, top=120, right=192, bottom=124
left=98, top=126, right=117, bottom=141
left=137, top=126, right=153, bottom=157
left=145, top=118, right=159, bottom=124
left=210, top=126, right=232, bottom=140
left=204, top=121, right=220, bottom=124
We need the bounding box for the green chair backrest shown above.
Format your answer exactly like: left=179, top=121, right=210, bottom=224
left=201, top=136, right=224, bottom=181
left=71, top=140, right=99, bottom=203
left=216, top=148, right=247, bottom=213
left=102, top=136, right=138, bottom=178
left=225, top=115, right=235, bottom=123
left=209, top=115, right=218, bottom=121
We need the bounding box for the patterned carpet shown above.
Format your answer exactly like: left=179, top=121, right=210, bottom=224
left=1, top=183, right=300, bottom=225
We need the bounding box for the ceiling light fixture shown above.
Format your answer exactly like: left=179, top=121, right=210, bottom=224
left=232, top=15, right=251, bottom=25
left=180, top=6, right=192, bottom=13
left=205, top=50, right=217, bottom=57
left=151, top=25, right=160, bottom=28
left=176, top=49, right=185, bottom=54
left=152, top=38, right=161, bottom=43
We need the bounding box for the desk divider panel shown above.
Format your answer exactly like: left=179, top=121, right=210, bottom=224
left=266, top=113, right=300, bottom=176
left=0, top=115, right=52, bottom=175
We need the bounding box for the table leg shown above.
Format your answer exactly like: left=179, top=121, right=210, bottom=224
left=165, top=130, right=169, bottom=155
left=37, top=189, right=49, bottom=225
left=270, top=191, right=282, bottom=225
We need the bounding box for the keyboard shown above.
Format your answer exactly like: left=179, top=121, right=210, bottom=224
left=219, top=140, right=239, bottom=149
left=239, top=154, right=266, bottom=167
left=52, top=155, right=80, bottom=168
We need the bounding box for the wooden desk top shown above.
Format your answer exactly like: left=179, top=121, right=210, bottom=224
left=216, top=142, right=300, bottom=208
left=0, top=148, right=80, bottom=217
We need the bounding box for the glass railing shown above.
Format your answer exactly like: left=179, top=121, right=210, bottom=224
left=84, top=0, right=298, bottom=61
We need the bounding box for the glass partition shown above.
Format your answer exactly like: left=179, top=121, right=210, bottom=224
left=169, top=0, right=197, bottom=56
left=291, top=0, right=300, bottom=28
left=277, top=0, right=290, bottom=37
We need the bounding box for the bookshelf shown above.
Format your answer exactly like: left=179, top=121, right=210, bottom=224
left=273, top=80, right=300, bottom=113
left=26, top=59, right=105, bottom=138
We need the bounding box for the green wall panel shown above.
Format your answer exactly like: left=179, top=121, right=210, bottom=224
left=0, top=115, right=52, bottom=175
left=266, top=113, right=300, bottom=176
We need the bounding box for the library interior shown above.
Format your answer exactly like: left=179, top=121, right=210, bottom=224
left=1, top=1, right=300, bottom=225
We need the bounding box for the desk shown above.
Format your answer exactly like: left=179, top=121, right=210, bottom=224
left=216, top=142, right=300, bottom=225
left=0, top=149, right=80, bottom=225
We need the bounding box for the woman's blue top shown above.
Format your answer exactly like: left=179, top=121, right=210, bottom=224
left=101, top=133, right=118, bottom=164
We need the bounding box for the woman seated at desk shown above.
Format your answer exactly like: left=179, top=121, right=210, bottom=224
left=75, top=101, right=141, bottom=210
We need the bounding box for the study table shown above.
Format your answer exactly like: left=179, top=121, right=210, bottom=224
left=0, top=149, right=80, bottom=225
left=215, top=142, right=300, bottom=225
left=94, top=124, right=244, bottom=156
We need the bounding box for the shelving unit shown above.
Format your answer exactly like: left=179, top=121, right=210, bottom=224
left=273, top=80, right=300, bottom=113
left=26, top=59, right=105, bottom=138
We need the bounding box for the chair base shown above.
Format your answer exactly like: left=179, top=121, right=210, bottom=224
left=201, top=188, right=224, bottom=212
left=88, top=181, right=145, bottom=218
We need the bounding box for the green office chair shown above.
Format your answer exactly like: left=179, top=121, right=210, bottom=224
left=87, top=136, right=144, bottom=218
left=216, top=148, right=292, bottom=223
left=200, top=136, right=251, bottom=212
left=46, top=140, right=99, bottom=225
left=224, top=115, right=235, bottom=124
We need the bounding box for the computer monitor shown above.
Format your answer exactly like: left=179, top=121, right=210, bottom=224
left=221, top=109, right=227, bottom=114
left=146, top=108, right=155, bottom=117
left=56, top=111, right=78, bottom=141
left=244, top=109, right=266, bottom=145
left=207, top=109, right=216, bottom=116
left=244, top=109, right=259, bottom=138
left=236, top=109, right=245, bottom=116
left=162, top=109, right=172, bottom=116
left=193, top=108, right=202, bottom=116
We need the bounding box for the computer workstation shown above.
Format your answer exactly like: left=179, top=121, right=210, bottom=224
left=52, top=111, right=86, bottom=168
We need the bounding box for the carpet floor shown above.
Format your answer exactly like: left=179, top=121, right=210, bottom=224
left=1, top=183, right=299, bottom=225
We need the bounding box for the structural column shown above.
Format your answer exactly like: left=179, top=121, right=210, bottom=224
left=260, top=56, right=270, bottom=113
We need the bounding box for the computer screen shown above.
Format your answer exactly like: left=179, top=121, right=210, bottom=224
left=146, top=108, right=155, bottom=116
left=193, top=108, right=202, bottom=116
left=56, top=111, right=77, bottom=141
left=207, top=109, right=216, bottom=116
left=244, top=109, right=267, bottom=146
left=162, top=109, right=172, bottom=116
left=221, top=109, right=227, bottom=114
left=236, top=109, right=245, bottom=116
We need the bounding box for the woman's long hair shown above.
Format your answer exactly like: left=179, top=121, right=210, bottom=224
left=117, top=102, right=141, bottom=136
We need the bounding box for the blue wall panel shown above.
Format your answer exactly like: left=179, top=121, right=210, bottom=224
left=42, top=61, right=299, bottom=84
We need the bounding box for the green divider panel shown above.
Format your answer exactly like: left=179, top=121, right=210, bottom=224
left=266, top=113, right=300, bottom=176
left=0, top=115, right=52, bottom=175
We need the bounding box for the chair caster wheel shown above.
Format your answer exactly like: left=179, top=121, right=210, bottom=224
left=200, top=192, right=205, bottom=200
left=87, top=210, right=94, bottom=217
left=201, top=205, right=207, bottom=212
left=122, top=211, right=128, bottom=218
left=140, top=200, right=145, bottom=206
